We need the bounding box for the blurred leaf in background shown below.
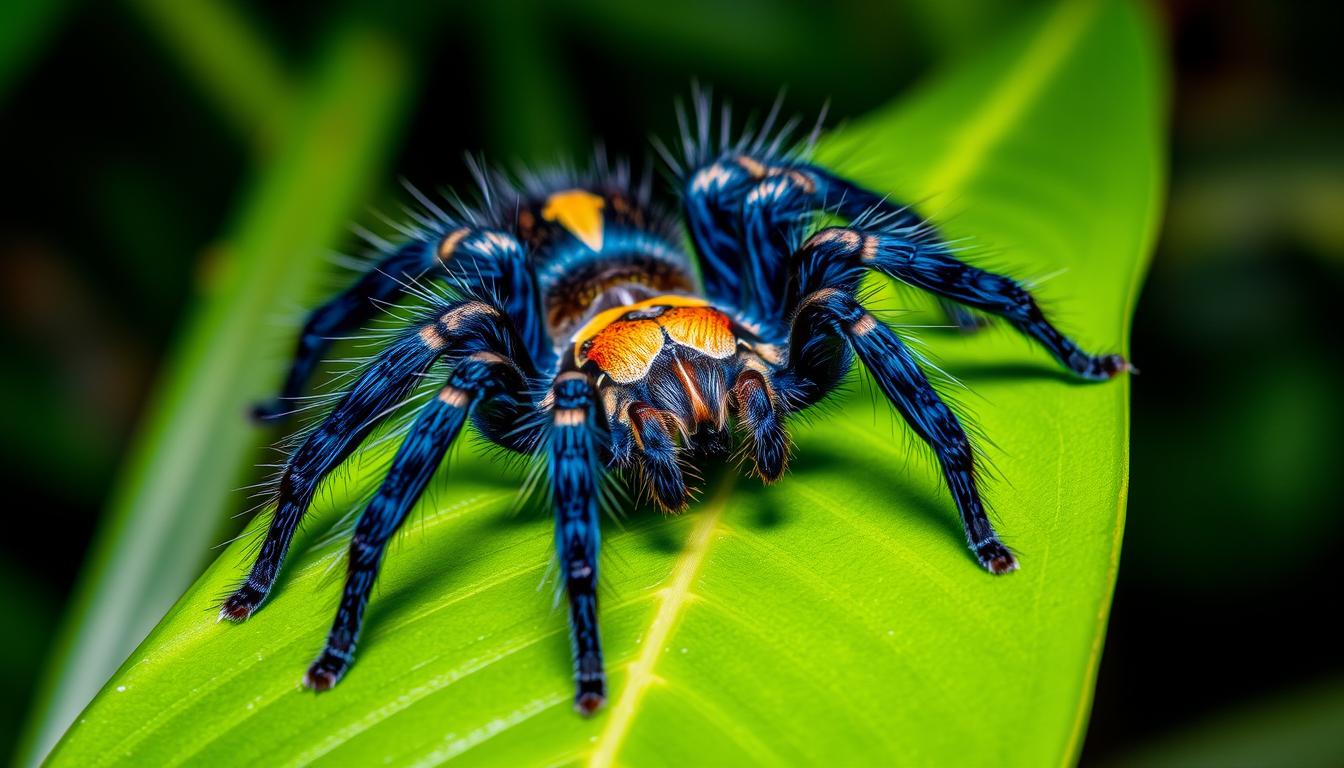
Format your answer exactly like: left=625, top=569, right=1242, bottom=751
left=11, top=3, right=420, bottom=764
left=43, top=1, right=1162, bottom=764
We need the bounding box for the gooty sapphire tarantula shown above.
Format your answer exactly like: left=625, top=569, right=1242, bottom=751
left=221, top=99, right=1128, bottom=715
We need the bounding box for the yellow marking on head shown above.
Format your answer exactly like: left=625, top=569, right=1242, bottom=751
left=541, top=189, right=606, bottom=252
left=570, top=294, right=709, bottom=352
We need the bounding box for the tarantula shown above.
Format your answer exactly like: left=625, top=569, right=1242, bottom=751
left=221, top=102, right=1128, bottom=715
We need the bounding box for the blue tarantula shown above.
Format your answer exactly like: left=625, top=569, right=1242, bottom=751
left=222, top=101, right=1129, bottom=715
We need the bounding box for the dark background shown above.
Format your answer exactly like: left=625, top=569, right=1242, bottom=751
left=2, top=0, right=1340, bottom=764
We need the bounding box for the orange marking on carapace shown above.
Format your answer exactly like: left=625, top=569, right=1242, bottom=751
left=659, top=307, right=736, bottom=360
left=582, top=319, right=666, bottom=384
left=574, top=296, right=739, bottom=384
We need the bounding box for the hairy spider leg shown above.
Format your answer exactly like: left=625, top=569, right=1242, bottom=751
left=732, top=367, right=788, bottom=482
left=253, top=243, right=433, bottom=421
left=549, top=372, right=607, bottom=715
left=806, top=167, right=989, bottom=332
left=684, top=157, right=985, bottom=332
left=221, top=301, right=522, bottom=621
left=304, top=351, right=528, bottom=690
left=627, top=402, right=688, bottom=511
left=255, top=228, right=544, bottom=421
left=786, top=288, right=1018, bottom=574
left=792, top=227, right=1130, bottom=379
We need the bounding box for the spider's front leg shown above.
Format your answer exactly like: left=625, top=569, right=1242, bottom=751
left=779, top=288, right=1017, bottom=573
left=548, top=371, right=608, bottom=714
left=305, top=350, right=530, bottom=689
left=220, top=300, right=526, bottom=622
left=254, top=227, right=543, bottom=421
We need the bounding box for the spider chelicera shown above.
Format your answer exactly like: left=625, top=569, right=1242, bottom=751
left=221, top=101, right=1129, bottom=715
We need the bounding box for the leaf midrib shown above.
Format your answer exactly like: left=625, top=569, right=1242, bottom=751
left=581, top=2, right=1102, bottom=764
left=588, top=478, right=738, bottom=767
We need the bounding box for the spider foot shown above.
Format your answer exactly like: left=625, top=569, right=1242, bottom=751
left=218, top=584, right=265, bottom=622
left=303, top=650, right=351, bottom=692
left=974, top=539, right=1019, bottom=575
left=1074, top=353, right=1133, bottom=381
left=574, top=654, right=606, bottom=716
left=575, top=685, right=606, bottom=717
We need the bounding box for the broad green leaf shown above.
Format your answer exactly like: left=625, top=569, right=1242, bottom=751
left=47, top=1, right=1165, bottom=765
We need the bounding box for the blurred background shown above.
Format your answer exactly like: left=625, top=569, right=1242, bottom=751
left=1, top=0, right=1340, bottom=765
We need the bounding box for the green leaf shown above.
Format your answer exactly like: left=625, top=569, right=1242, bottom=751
left=47, top=1, right=1165, bottom=765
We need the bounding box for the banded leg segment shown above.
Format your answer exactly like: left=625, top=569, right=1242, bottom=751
left=255, top=228, right=544, bottom=421
left=793, top=227, right=1130, bottom=379
left=786, top=289, right=1017, bottom=573
left=304, top=352, right=526, bottom=690
left=221, top=301, right=523, bottom=621
left=549, top=372, right=607, bottom=715
left=255, top=243, right=435, bottom=421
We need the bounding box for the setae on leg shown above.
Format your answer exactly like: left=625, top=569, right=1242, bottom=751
left=792, top=227, right=1130, bottom=380
left=221, top=301, right=523, bottom=621
left=256, top=227, right=544, bottom=421
left=784, top=288, right=1017, bottom=574
left=305, top=352, right=527, bottom=690
left=548, top=372, right=608, bottom=715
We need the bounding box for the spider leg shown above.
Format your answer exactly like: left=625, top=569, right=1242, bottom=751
left=255, top=228, right=543, bottom=421
left=685, top=157, right=992, bottom=332
left=253, top=243, right=433, bottom=421
left=548, top=372, right=607, bottom=715
left=738, top=172, right=815, bottom=322
left=792, top=227, right=1130, bottom=380
left=304, top=351, right=527, bottom=690
left=732, top=365, right=789, bottom=482
left=221, top=300, right=527, bottom=621
left=807, top=166, right=994, bottom=333
left=782, top=288, right=1016, bottom=573
left=627, top=402, right=688, bottom=511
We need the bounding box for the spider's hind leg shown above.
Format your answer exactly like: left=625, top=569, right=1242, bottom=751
left=252, top=243, right=434, bottom=422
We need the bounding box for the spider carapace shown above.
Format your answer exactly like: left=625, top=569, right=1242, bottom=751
left=223, top=105, right=1130, bottom=715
